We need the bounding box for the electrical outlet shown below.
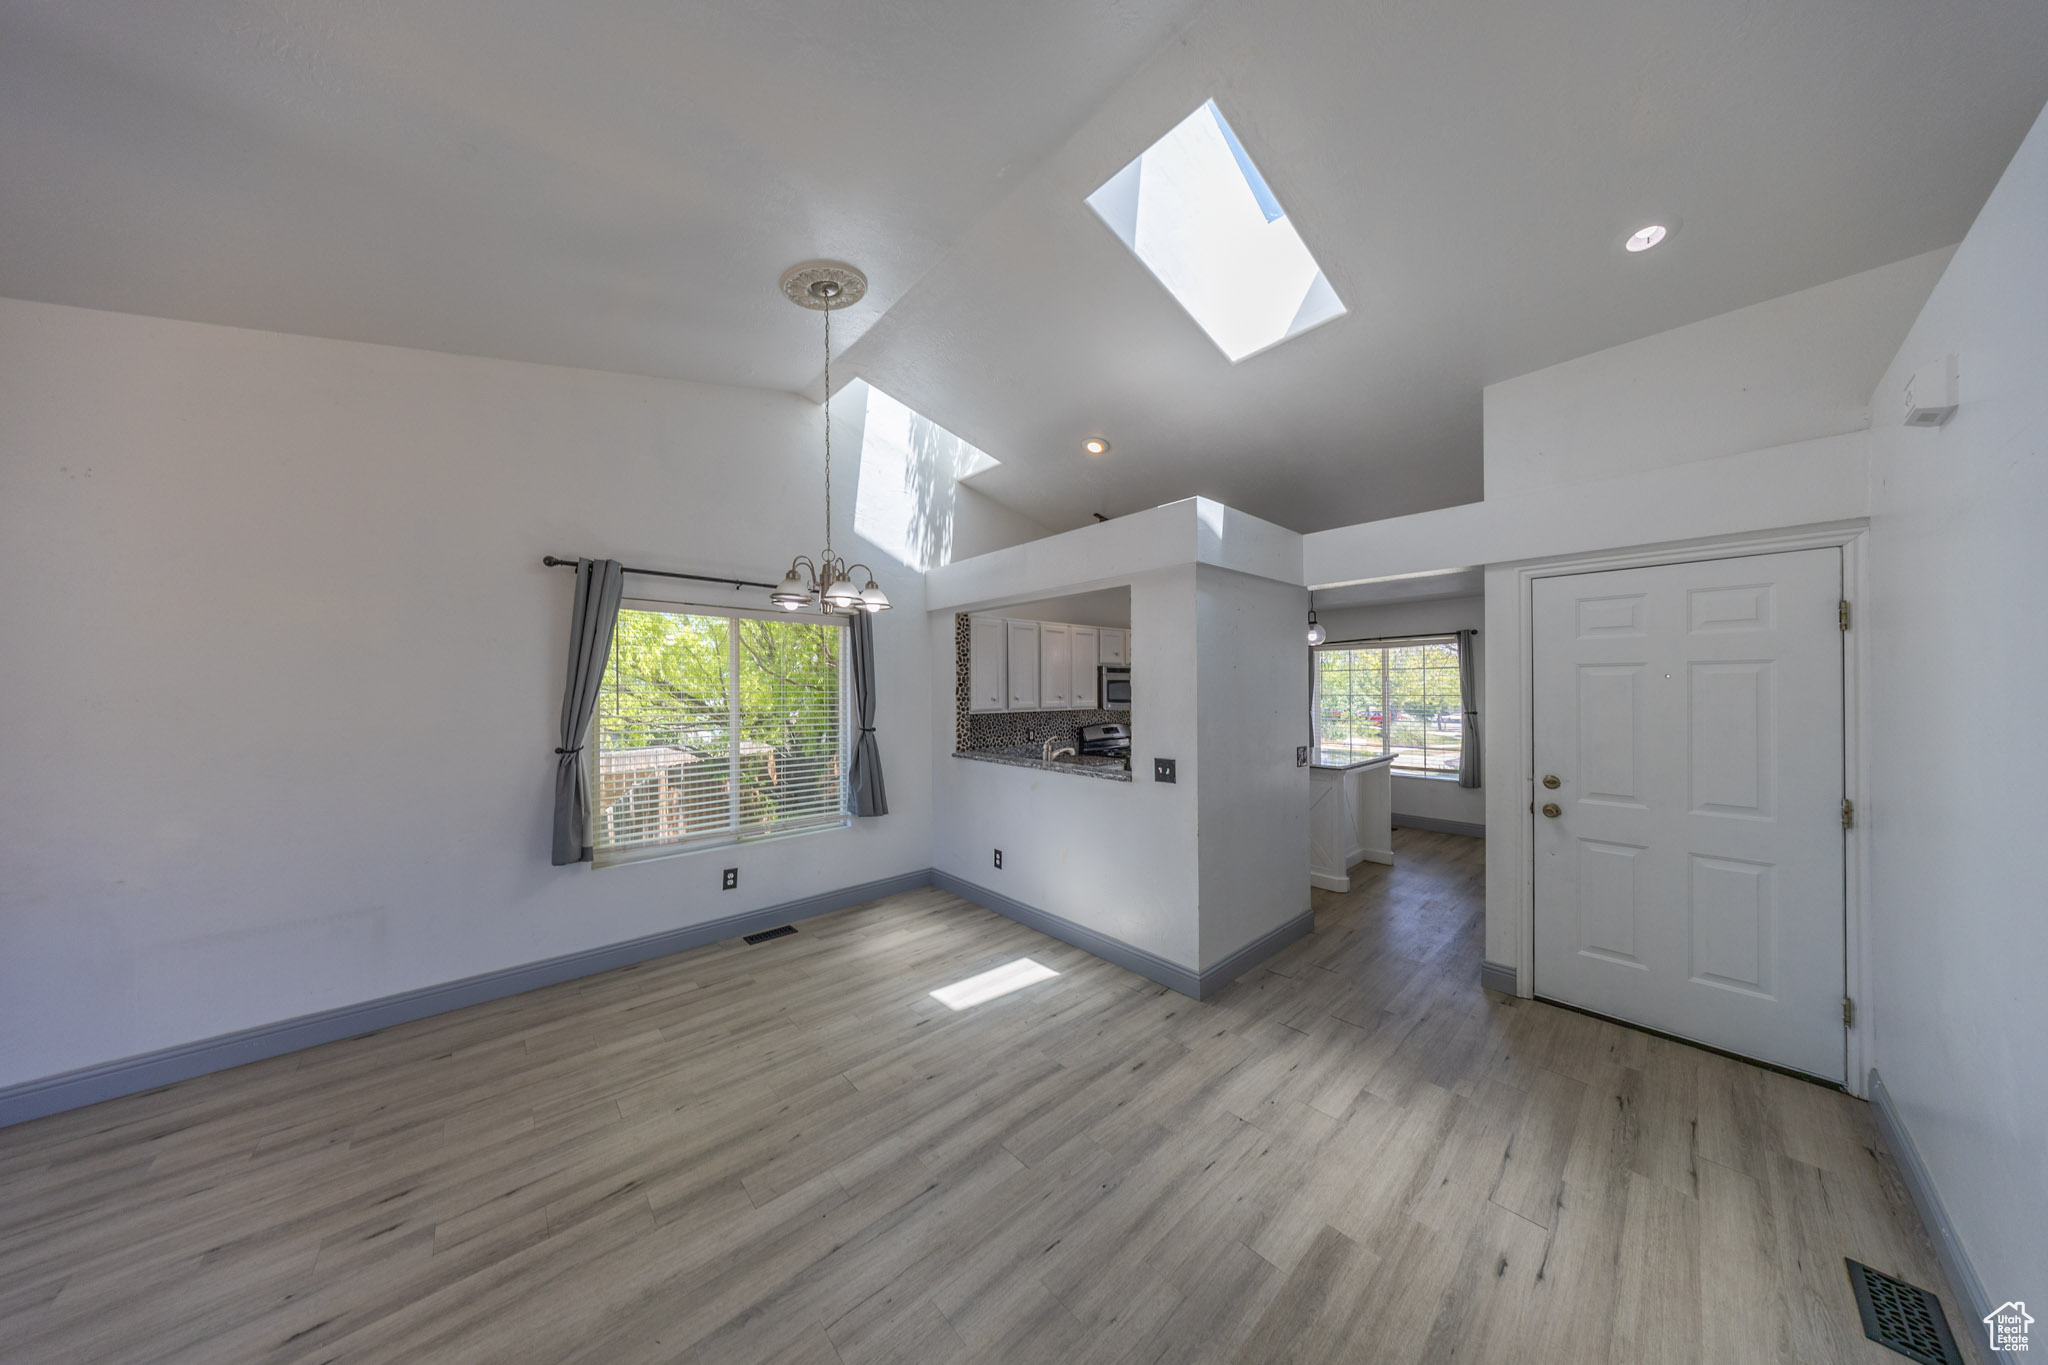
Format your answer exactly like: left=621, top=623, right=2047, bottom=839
left=1154, top=757, right=1177, bottom=784
left=993, top=849, right=1003, bottom=870
left=722, top=867, right=738, bottom=890
left=1296, top=745, right=1309, bottom=768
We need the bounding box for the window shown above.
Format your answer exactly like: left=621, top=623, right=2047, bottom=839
left=1086, top=99, right=1345, bottom=362
left=590, top=603, right=846, bottom=863
left=1314, top=636, right=1464, bottom=776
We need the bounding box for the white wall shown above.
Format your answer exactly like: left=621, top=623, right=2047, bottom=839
left=929, top=566, right=1202, bottom=968
left=1308, top=257, right=1948, bottom=976
left=1309, top=595, right=1485, bottom=830
left=0, top=297, right=950, bottom=1091
left=948, top=484, right=1054, bottom=564
left=1483, top=249, right=1952, bottom=498
left=1195, top=566, right=1310, bottom=968
left=1862, top=103, right=2048, bottom=1308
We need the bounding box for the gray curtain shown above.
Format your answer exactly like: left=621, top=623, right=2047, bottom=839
left=1456, top=628, right=1482, bottom=789
left=846, top=610, right=888, bottom=817
left=551, top=559, right=625, bottom=865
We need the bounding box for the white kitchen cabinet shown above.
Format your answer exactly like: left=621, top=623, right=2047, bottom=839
left=1039, top=623, right=1072, bottom=709
left=1098, top=629, right=1127, bottom=665
left=1004, top=619, right=1041, bottom=710
left=967, top=615, right=1007, bottom=713
left=1070, top=627, right=1099, bottom=708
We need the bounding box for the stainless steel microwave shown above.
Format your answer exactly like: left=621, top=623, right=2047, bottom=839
left=1099, top=665, right=1132, bottom=707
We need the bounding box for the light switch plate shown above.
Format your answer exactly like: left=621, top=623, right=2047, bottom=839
left=1154, top=758, right=1177, bottom=784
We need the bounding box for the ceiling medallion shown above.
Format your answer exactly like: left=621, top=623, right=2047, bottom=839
left=769, top=261, right=889, bottom=615
left=778, top=261, right=868, bottom=311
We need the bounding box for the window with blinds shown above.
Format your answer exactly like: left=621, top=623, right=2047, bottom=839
left=590, top=603, right=847, bottom=864
left=1313, top=635, right=1464, bottom=775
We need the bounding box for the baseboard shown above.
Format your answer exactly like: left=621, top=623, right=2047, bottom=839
left=929, top=871, right=1313, bottom=1001
left=1198, top=909, right=1315, bottom=997
left=0, top=868, right=937, bottom=1130
left=930, top=870, right=1202, bottom=997
left=1393, top=814, right=1487, bottom=838
left=1479, top=960, right=1519, bottom=995
left=1868, top=1067, right=2007, bottom=1359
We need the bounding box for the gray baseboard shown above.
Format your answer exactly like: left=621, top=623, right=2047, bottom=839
left=0, top=868, right=936, bottom=1130
left=1868, top=1067, right=2006, bottom=1360
left=1479, top=960, right=1519, bottom=995
left=1393, top=814, right=1487, bottom=838
left=1198, top=909, right=1315, bottom=996
left=931, top=869, right=1202, bottom=996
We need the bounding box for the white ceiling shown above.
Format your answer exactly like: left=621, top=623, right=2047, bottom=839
left=1313, top=570, right=1486, bottom=611
left=0, top=0, right=1206, bottom=389
left=5, top=0, right=2046, bottom=534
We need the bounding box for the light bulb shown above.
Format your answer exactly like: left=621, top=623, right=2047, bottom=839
left=858, top=580, right=891, bottom=613
left=1306, top=612, right=1325, bottom=646
left=770, top=567, right=811, bottom=609
left=822, top=575, right=861, bottom=609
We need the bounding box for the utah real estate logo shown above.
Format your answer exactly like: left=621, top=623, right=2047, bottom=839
left=1985, top=1301, right=2032, bottom=1353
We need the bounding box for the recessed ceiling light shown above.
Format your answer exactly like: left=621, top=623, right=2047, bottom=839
left=1625, top=224, right=1668, bottom=253
left=1083, top=437, right=1110, bottom=455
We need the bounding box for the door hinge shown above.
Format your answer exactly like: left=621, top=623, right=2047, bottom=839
left=1842, top=797, right=1855, bottom=830
left=1839, top=599, right=1851, bottom=631
left=1843, top=996, right=1855, bottom=1028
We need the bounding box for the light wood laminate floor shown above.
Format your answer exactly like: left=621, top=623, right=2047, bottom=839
left=0, top=830, right=1970, bottom=1363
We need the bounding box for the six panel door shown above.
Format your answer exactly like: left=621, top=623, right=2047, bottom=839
left=1530, top=548, right=1846, bottom=1081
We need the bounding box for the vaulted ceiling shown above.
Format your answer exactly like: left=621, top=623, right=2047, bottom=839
left=5, top=0, right=2046, bottom=534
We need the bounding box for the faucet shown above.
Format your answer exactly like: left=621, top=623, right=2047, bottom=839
left=1042, top=737, right=1077, bottom=762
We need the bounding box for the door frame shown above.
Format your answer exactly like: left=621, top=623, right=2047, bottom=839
left=1498, top=522, right=1870, bottom=1094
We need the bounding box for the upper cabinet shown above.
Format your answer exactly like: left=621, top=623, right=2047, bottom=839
left=1004, top=619, right=1041, bottom=710
left=969, top=615, right=1130, bottom=713
left=1071, top=627, right=1100, bottom=708
left=1039, top=623, right=1073, bottom=709
left=967, top=616, right=1007, bottom=714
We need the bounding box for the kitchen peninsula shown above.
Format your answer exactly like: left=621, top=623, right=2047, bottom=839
left=1308, top=752, right=1395, bottom=891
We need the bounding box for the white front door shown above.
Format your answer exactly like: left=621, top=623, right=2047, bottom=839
left=1531, top=548, right=1845, bottom=1081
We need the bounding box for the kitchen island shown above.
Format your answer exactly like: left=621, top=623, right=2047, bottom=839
left=1308, top=752, right=1396, bottom=891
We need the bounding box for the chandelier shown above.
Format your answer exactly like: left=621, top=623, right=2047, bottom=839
left=770, top=261, right=890, bottom=614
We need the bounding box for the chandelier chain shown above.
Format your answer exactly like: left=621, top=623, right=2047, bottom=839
left=823, top=306, right=832, bottom=567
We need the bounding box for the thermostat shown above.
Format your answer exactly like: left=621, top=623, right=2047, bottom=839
left=1903, top=355, right=1958, bottom=427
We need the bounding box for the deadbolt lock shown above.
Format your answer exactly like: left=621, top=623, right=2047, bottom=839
left=1542, top=775, right=1560, bottom=789
left=1541, top=803, right=1562, bottom=818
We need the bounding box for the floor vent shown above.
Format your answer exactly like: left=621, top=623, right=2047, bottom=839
left=1846, top=1260, right=1963, bottom=1365
left=742, top=925, right=797, bottom=945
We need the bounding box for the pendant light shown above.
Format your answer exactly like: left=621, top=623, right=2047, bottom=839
left=1306, top=610, right=1326, bottom=645
left=770, top=261, right=891, bottom=614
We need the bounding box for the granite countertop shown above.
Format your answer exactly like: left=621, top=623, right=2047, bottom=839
left=1310, top=751, right=1399, bottom=772
left=953, top=745, right=1134, bottom=782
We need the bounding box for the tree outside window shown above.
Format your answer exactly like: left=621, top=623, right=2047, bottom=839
left=1314, top=637, right=1462, bottom=775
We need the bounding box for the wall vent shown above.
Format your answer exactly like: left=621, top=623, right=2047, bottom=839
left=742, top=925, right=797, bottom=945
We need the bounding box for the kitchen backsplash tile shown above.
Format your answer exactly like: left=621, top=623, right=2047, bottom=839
left=954, top=613, right=1130, bottom=752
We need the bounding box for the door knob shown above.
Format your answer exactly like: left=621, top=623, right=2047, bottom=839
left=1542, top=775, right=1561, bottom=789
left=1541, top=803, right=1562, bottom=818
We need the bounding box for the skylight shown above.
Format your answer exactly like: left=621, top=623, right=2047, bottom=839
left=854, top=383, right=999, bottom=572
left=1087, top=100, right=1345, bottom=362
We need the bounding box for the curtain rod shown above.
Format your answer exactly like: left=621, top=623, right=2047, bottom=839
left=541, top=555, right=778, bottom=592
left=1316, top=630, right=1475, bottom=648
